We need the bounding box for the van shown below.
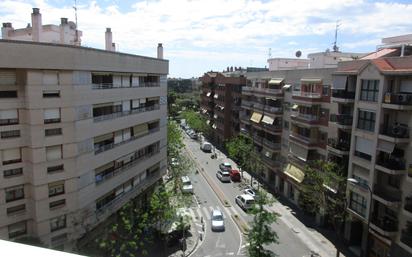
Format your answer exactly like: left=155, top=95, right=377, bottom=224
left=235, top=194, right=255, bottom=211
left=181, top=176, right=193, bottom=193
left=200, top=141, right=212, bottom=152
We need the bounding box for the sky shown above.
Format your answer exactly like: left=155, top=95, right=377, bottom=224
left=1, top=0, right=412, bottom=78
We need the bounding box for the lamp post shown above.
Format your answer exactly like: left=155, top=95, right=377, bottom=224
left=347, top=178, right=372, bottom=257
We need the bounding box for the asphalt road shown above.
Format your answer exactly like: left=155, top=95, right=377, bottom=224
left=183, top=135, right=312, bottom=257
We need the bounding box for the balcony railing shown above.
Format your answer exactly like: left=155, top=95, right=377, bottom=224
left=262, top=123, right=282, bottom=131
left=291, top=112, right=319, bottom=122
left=401, top=229, right=412, bottom=248
left=370, top=214, right=398, bottom=233
left=404, top=197, right=412, bottom=213
left=260, top=153, right=281, bottom=166
left=0, top=118, right=19, bottom=126
left=264, top=106, right=283, bottom=114
left=376, top=155, right=406, bottom=171
left=330, top=114, right=353, bottom=126
left=96, top=149, right=160, bottom=184
left=380, top=123, right=409, bottom=139
left=292, top=91, right=321, bottom=98
left=242, top=87, right=253, bottom=93
left=92, top=82, right=160, bottom=89
left=332, top=90, right=355, bottom=99
left=373, top=186, right=402, bottom=203
left=241, top=100, right=253, bottom=107
left=95, top=127, right=160, bottom=154
left=327, top=138, right=350, bottom=151
left=263, top=140, right=281, bottom=149
left=94, top=104, right=160, bottom=122
left=253, top=102, right=265, bottom=110
left=290, top=133, right=318, bottom=145
left=383, top=92, right=412, bottom=105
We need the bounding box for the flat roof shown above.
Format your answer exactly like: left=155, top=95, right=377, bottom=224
left=0, top=240, right=84, bottom=257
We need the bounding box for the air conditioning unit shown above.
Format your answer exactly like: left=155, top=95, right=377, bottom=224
left=397, top=94, right=411, bottom=104
left=392, top=123, right=408, bottom=137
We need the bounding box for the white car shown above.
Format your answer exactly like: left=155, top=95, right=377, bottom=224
left=243, top=188, right=258, bottom=198
left=219, top=162, right=232, bottom=172
left=181, top=176, right=193, bottom=194
left=211, top=209, right=225, bottom=231
left=216, top=170, right=231, bottom=183
left=235, top=194, right=255, bottom=211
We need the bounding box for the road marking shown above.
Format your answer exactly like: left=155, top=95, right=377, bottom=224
left=202, top=206, right=211, bottom=219
left=188, top=208, right=196, bottom=219
left=226, top=252, right=234, bottom=255
left=195, top=207, right=203, bottom=220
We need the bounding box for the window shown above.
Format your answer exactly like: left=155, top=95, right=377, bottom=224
left=1, top=130, right=20, bottom=139
left=283, top=121, right=289, bottom=129
left=2, top=148, right=21, bottom=165
left=45, top=128, right=62, bottom=137
left=49, top=182, right=65, bottom=197
left=46, top=145, right=62, bottom=161
left=357, top=110, right=375, bottom=132
left=5, top=185, right=24, bottom=202
left=49, top=199, right=66, bottom=209
left=44, top=108, right=61, bottom=124
left=349, top=191, right=367, bottom=217
left=47, top=164, right=64, bottom=173
left=8, top=221, right=26, bottom=239
left=0, top=109, right=18, bottom=126
left=4, top=167, right=23, bottom=178
left=7, top=204, right=26, bottom=215
left=322, top=85, right=329, bottom=96
left=360, top=80, right=379, bottom=102
left=0, top=91, right=17, bottom=98
left=355, top=136, right=373, bottom=161
left=50, top=215, right=66, bottom=232
left=43, top=90, right=60, bottom=98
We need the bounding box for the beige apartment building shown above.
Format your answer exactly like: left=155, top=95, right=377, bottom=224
left=0, top=12, right=168, bottom=251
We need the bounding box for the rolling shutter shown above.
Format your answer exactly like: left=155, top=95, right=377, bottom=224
left=400, top=80, right=412, bottom=93
left=122, top=101, right=130, bottom=112
left=114, top=131, right=123, bottom=144
left=44, top=109, right=60, bottom=120
left=43, top=72, right=58, bottom=85
left=94, top=133, right=113, bottom=143
left=46, top=145, right=62, bottom=161
left=2, top=148, right=21, bottom=162
left=123, top=128, right=131, bottom=141
left=133, top=124, right=148, bottom=137
left=355, top=137, right=373, bottom=155
left=0, top=70, right=16, bottom=85
left=332, top=76, right=347, bottom=90
left=289, top=142, right=308, bottom=161
left=0, top=109, right=18, bottom=119
left=132, top=100, right=140, bottom=108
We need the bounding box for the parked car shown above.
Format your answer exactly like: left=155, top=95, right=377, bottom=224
left=200, top=141, right=212, bottom=152
left=229, top=169, right=241, bottom=182
left=181, top=176, right=193, bottom=194
left=211, top=209, right=225, bottom=232
left=216, top=170, right=231, bottom=183
left=243, top=188, right=259, bottom=200
left=219, top=162, right=232, bottom=172
left=235, top=194, right=255, bottom=211
left=188, top=131, right=198, bottom=139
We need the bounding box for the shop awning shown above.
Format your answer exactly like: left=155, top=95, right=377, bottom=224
left=206, top=92, right=211, bottom=97
left=377, top=140, right=395, bottom=153
left=268, top=78, right=284, bottom=85
left=250, top=112, right=263, bottom=123
left=284, top=164, right=305, bottom=183
left=301, top=78, right=322, bottom=84
left=282, top=84, right=291, bottom=89
left=261, top=115, right=275, bottom=125
left=332, top=75, right=347, bottom=90
left=290, top=142, right=308, bottom=161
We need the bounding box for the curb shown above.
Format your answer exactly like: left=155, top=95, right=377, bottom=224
left=231, top=214, right=250, bottom=235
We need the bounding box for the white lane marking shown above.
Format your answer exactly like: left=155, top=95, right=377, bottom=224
left=226, top=252, right=235, bottom=255
left=195, top=207, right=203, bottom=219
left=203, top=206, right=211, bottom=220
left=188, top=208, right=196, bottom=219
left=222, top=206, right=232, bottom=219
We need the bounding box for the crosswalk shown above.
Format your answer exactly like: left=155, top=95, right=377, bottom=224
left=187, top=205, right=246, bottom=221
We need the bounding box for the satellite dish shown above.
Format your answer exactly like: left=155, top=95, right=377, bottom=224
left=295, top=50, right=302, bottom=58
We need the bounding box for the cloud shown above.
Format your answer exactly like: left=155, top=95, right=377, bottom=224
left=1, top=0, right=412, bottom=77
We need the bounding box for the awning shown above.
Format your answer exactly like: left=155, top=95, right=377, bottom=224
left=290, top=142, right=308, bottom=161
left=268, top=78, right=284, bottom=85
left=282, top=84, right=291, bottom=89
left=250, top=112, right=263, bottom=123
left=301, top=78, right=322, bottom=84
left=214, top=94, right=218, bottom=99
left=332, top=76, right=347, bottom=90
left=292, top=104, right=299, bottom=110
left=206, top=92, right=211, bottom=97
left=284, top=164, right=305, bottom=183
left=377, top=140, right=395, bottom=153
left=261, top=115, right=274, bottom=125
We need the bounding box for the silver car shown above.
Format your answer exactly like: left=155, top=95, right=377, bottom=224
left=211, top=209, right=225, bottom=232
left=216, top=170, right=231, bottom=183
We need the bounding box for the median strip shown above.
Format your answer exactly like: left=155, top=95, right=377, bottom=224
left=231, top=214, right=249, bottom=235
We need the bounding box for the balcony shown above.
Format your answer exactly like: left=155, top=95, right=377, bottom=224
left=289, top=133, right=318, bottom=147
left=292, top=91, right=321, bottom=98
left=382, top=93, right=412, bottom=110
left=0, top=118, right=19, bottom=126
left=241, top=100, right=253, bottom=108
left=404, top=196, right=412, bottom=214
left=95, top=127, right=159, bottom=154
left=331, top=90, right=355, bottom=103
left=327, top=138, right=350, bottom=156
left=373, top=186, right=402, bottom=207
left=330, top=114, right=353, bottom=128
left=263, top=140, right=281, bottom=150
left=240, top=114, right=250, bottom=124
left=254, top=87, right=283, bottom=95
left=94, top=104, right=159, bottom=122
left=291, top=111, right=320, bottom=124
left=260, top=153, right=281, bottom=167
left=253, top=102, right=265, bottom=111
left=379, top=123, right=410, bottom=143
left=375, top=153, right=406, bottom=175
left=401, top=229, right=412, bottom=249
left=264, top=106, right=283, bottom=114
left=92, top=82, right=160, bottom=89
left=242, top=86, right=253, bottom=94
left=370, top=214, right=398, bottom=237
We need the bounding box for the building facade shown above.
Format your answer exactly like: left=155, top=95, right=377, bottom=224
left=200, top=72, right=244, bottom=146
left=0, top=39, right=168, bottom=250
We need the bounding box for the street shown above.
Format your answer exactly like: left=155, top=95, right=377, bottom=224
left=183, top=134, right=314, bottom=257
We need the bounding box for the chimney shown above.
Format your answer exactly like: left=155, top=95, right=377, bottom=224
left=60, top=18, right=69, bottom=44
left=60, top=18, right=68, bottom=25
left=157, top=43, right=163, bottom=59
left=105, top=28, right=113, bottom=51
left=1, top=23, right=13, bottom=39
left=31, top=8, right=42, bottom=42
left=112, top=43, right=116, bottom=52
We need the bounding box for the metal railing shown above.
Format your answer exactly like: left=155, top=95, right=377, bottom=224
left=327, top=138, right=350, bottom=151
left=241, top=100, right=253, bottom=107
left=380, top=123, right=409, bottom=138
left=370, top=214, right=399, bottom=232
left=373, top=186, right=402, bottom=203
left=376, top=155, right=406, bottom=171
left=292, top=91, right=321, bottom=98
left=264, top=106, right=282, bottom=113
left=404, top=197, right=412, bottom=213
left=401, top=229, right=412, bottom=248
left=291, top=112, right=319, bottom=122
left=289, top=133, right=318, bottom=145
left=383, top=92, right=412, bottom=105
left=332, top=90, right=355, bottom=99
left=0, top=118, right=19, bottom=126
left=93, top=104, right=159, bottom=122
left=92, top=82, right=160, bottom=89
left=330, top=114, right=353, bottom=126
left=263, top=140, right=281, bottom=149
left=94, top=127, right=160, bottom=154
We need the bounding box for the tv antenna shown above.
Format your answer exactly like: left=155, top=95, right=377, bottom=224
left=333, top=20, right=341, bottom=52
left=73, top=0, right=79, bottom=45
left=268, top=48, right=272, bottom=59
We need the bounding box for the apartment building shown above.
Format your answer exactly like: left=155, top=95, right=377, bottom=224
left=0, top=32, right=167, bottom=252
left=200, top=72, right=244, bottom=146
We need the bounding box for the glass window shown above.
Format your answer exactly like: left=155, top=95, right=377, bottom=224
left=349, top=191, right=367, bottom=217
left=5, top=185, right=24, bottom=202
left=8, top=221, right=26, bottom=238
left=283, top=121, right=289, bottom=129
left=322, top=85, right=329, bottom=96
left=360, top=80, right=379, bottom=102
left=357, top=110, right=375, bottom=132
left=50, top=215, right=66, bottom=232
left=49, top=182, right=65, bottom=197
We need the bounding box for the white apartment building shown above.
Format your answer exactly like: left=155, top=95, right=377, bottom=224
left=0, top=11, right=168, bottom=251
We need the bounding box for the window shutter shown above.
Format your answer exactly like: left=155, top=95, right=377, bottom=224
left=44, top=109, right=60, bottom=120
left=132, top=100, right=140, bottom=108
left=131, top=76, right=140, bottom=87
left=46, top=145, right=62, bottom=161
left=114, top=131, right=123, bottom=144
left=400, top=80, right=412, bottom=93
left=0, top=70, right=16, bottom=85
left=43, top=72, right=58, bottom=85
left=133, top=124, right=148, bottom=137
left=2, top=148, right=21, bottom=161
left=0, top=109, right=18, bottom=119
left=139, top=98, right=146, bottom=104
left=289, top=142, right=308, bottom=161
left=122, top=101, right=130, bottom=112
left=355, top=137, right=373, bottom=155
left=123, top=128, right=131, bottom=140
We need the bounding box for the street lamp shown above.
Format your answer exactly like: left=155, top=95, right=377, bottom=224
left=347, top=178, right=372, bottom=257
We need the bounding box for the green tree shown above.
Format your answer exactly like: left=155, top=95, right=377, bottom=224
left=225, top=135, right=254, bottom=171
left=247, top=191, right=279, bottom=257
left=181, top=110, right=211, bottom=136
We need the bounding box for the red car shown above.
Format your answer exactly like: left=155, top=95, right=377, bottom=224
left=229, top=169, right=241, bottom=182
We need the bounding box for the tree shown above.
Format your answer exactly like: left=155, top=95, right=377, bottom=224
left=225, top=135, right=254, bottom=171
left=247, top=191, right=279, bottom=257
left=181, top=110, right=211, bottom=136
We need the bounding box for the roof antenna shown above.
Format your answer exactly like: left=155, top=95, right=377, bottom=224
left=73, top=0, right=79, bottom=45
left=333, top=20, right=341, bottom=52
left=268, top=48, right=272, bottom=59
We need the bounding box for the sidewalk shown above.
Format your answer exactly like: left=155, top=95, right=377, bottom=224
left=212, top=147, right=355, bottom=257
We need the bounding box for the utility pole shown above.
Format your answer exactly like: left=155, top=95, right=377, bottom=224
left=73, top=0, right=79, bottom=45
left=333, top=20, right=341, bottom=52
